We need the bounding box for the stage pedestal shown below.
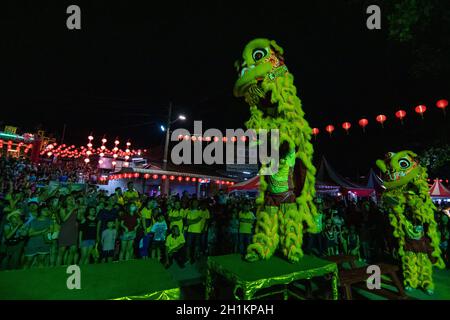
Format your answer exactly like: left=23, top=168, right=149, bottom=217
left=0, top=259, right=179, bottom=300
left=206, top=254, right=338, bottom=300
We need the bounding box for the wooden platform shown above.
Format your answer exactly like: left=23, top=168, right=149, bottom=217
left=206, top=254, right=339, bottom=300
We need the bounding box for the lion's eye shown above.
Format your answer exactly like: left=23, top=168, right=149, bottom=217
left=398, top=158, right=411, bottom=169
left=252, top=49, right=267, bottom=61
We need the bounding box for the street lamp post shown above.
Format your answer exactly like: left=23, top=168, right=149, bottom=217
left=161, top=102, right=186, bottom=196
left=163, top=102, right=172, bottom=172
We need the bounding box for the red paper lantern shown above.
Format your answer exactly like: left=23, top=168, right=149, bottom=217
left=144, top=174, right=150, bottom=179
left=152, top=174, right=158, bottom=179
left=192, top=177, right=197, bottom=182
left=161, top=175, right=167, bottom=180
left=415, top=105, right=426, bottom=118
left=312, top=128, right=319, bottom=136
left=376, top=114, right=387, bottom=127
left=169, top=175, right=175, bottom=181
left=436, top=99, right=448, bottom=114
left=358, top=118, right=369, bottom=132
left=177, top=176, right=183, bottom=182
left=325, top=125, right=335, bottom=136
left=342, top=122, right=351, bottom=134
left=185, top=176, right=190, bottom=181
left=395, top=110, right=406, bottom=124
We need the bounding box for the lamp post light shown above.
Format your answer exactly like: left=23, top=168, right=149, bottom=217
left=162, top=102, right=186, bottom=195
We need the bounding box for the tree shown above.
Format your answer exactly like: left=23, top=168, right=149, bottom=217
left=420, top=144, right=450, bottom=178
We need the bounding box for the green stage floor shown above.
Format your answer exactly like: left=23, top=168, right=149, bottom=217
left=0, top=260, right=179, bottom=300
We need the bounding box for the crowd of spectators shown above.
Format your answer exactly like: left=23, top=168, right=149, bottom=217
left=0, top=156, right=449, bottom=272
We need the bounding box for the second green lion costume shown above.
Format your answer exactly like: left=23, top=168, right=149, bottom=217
left=376, top=150, right=445, bottom=294
left=234, top=38, right=318, bottom=263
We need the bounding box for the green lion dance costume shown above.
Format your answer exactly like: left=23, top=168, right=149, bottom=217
left=233, top=38, right=318, bottom=263
left=376, top=151, right=445, bottom=294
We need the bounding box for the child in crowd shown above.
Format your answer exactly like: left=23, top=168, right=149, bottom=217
left=164, top=225, right=186, bottom=268
left=101, top=220, right=117, bottom=263
left=150, top=214, right=168, bottom=261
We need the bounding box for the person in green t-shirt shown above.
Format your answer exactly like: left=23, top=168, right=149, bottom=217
left=168, top=200, right=185, bottom=233
left=186, top=199, right=203, bottom=264
left=139, top=199, right=157, bottom=259
left=164, top=225, right=186, bottom=268
left=239, top=202, right=256, bottom=254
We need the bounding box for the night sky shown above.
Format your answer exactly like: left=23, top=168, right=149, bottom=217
left=2, top=1, right=449, bottom=178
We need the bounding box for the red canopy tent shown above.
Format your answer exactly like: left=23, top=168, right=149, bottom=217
left=429, top=179, right=450, bottom=199
left=317, top=157, right=375, bottom=197
left=228, top=176, right=260, bottom=192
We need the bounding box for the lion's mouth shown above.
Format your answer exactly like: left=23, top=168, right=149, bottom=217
left=246, top=79, right=277, bottom=117
left=385, top=170, right=407, bottom=182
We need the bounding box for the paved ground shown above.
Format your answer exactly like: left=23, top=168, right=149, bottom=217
left=355, top=268, right=450, bottom=300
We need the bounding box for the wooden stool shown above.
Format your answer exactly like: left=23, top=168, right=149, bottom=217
left=325, top=256, right=407, bottom=300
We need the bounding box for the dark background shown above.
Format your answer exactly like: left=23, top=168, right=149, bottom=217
left=2, top=1, right=449, bottom=178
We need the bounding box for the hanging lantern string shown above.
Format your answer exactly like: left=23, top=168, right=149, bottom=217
left=310, top=98, right=446, bottom=139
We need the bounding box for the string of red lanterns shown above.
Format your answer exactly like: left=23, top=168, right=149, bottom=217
left=0, top=140, right=33, bottom=154
left=41, top=135, right=146, bottom=163
left=311, top=99, right=447, bottom=138
left=107, top=173, right=235, bottom=185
